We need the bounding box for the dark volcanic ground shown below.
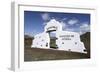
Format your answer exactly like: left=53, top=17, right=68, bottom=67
left=24, top=47, right=89, bottom=61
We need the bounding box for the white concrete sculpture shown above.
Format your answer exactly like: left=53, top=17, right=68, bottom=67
left=31, top=19, right=87, bottom=53
left=31, top=32, right=50, bottom=48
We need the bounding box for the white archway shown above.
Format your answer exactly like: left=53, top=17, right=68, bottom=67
left=44, top=19, right=62, bottom=32
left=31, top=19, right=87, bottom=53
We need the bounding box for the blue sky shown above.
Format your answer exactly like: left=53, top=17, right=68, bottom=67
left=24, top=11, right=90, bottom=36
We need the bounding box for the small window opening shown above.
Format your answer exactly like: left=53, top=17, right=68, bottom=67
left=75, top=42, right=77, bottom=45
left=62, top=42, right=64, bottom=44
left=46, top=43, right=48, bottom=47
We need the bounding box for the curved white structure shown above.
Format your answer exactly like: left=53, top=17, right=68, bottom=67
left=31, top=32, right=50, bottom=49
left=31, top=19, right=87, bottom=53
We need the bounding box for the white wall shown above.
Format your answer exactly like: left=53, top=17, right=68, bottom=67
left=31, top=32, right=50, bottom=48
left=0, top=0, right=100, bottom=73
left=56, top=31, right=86, bottom=53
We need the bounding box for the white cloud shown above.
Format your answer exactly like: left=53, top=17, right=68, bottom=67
left=60, top=21, right=66, bottom=29
left=80, top=23, right=90, bottom=32
left=62, top=18, right=67, bottom=21
left=25, top=32, right=34, bottom=37
left=64, top=22, right=90, bottom=35
left=65, top=28, right=75, bottom=32
left=79, top=23, right=90, bottom=35
left=79, top=31, right=84, bottom=35
left=67, top=19, right=78, bottom=25
left=41, top=13, right=50, bottom=21
left=42, top=22, right=47, bottom=25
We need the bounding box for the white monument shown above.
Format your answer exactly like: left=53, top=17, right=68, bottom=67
left=31, top=19, right=87, bottom=53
